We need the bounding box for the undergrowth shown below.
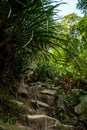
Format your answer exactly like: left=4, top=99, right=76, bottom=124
left=0, top=96, right=25, bottom=124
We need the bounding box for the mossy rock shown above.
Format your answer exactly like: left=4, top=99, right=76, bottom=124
left=75, top=100, right=87, bottom=123
left=0, top=120, right=28, bottom=130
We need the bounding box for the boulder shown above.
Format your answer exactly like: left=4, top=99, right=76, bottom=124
left=26, top=114, right=60, bottom=130
left=75, top=95, right=87, bottom=122
left=40, top=89, right=57, bottom=106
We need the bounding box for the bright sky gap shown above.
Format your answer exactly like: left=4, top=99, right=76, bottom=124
left=54, top=0, right=83, bottom=17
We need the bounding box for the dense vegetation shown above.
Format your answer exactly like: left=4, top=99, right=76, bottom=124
left=77, top=0, right=87, bottom=15
left=0, top=0, right=87, bottom=129
left=0, top=0, right=87, bottom=88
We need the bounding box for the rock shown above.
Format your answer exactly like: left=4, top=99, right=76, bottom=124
left=36, top=94, right=55, bottom=106
left=26, top=115, right=77, bottom=130
left=23, top=105, right=34, bottom=114
left=28, top=85, right=43, bottom=98
left=31, top=99, right=49, bottom=108
left=40, top=89, right=57, bottom=106
left=17, top=87, right=29, bottom=98
left=26, top=114, right=59, bottom=130
left=10, top=100, right=34, bottom=114
left=41, top=89, right=57, bottom=95
left=14, top=78, right=29, bottom=98
left=75, top=95, right=87, bottom=122
left=10, top=100, right=24, bottom=107
left=46, top=95, right=55, bottom=106
left=57, top=95, right=66, bottom=110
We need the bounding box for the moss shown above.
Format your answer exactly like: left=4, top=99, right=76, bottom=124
left=0, top=120, right=26, bottom=130
left=0, top=96, right=25, bottom=124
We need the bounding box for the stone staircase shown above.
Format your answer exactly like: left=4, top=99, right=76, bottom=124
left=0, top=82, right=79, bottom=130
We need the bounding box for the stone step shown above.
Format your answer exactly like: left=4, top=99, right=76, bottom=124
left=17, top=87, right=29, bottom=98
left=41, top=89, right=57, bottom=96
left=26, top=114, right=76, bottom=130
left=31, top=99, right=49, bottom=108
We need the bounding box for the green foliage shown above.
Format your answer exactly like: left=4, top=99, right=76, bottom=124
left=77, top=0, right=87, bottom=15
left=0, top=1, right=87, bottom=127
left=77, top=16, right=87, bottom=40
left=49, top=13, right=87, bottom=80
left=0, top=98, right=24, bottom=123
left=0, top=120, right=25, bottom=130
left=31, top=61, right=58, bottom=82
left=0, top=0, right=64, bottom=88
left=56, top=92, right=79, bottom=125
left=47, top=14, right=82, bottom=79
left=72, top=88, right=87, bottom=96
